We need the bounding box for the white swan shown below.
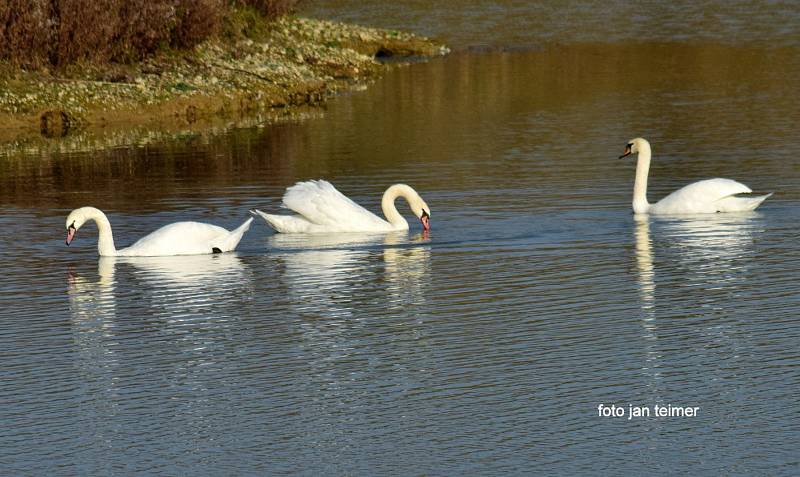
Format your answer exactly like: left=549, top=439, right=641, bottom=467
left=621, top=138, right=771, bottom=214
left=65, top=207, right=253, bottom=256
left=251, top=180, right=431, bottom=233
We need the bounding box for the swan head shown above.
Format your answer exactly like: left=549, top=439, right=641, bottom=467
left=65, top=207, right=92, bottom=246
left=384, top=184, right=431, bottom=231
left=620, top=138, right=650, bottom=159
left=410, top=197, right=431, bottom=232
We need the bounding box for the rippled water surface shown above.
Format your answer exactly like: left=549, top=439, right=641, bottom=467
left=2, top=2, right=800, bottom=476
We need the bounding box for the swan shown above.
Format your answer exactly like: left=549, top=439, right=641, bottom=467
left=620, top=138, right=771, bottom=214
left=65, top=207, right=253, bottom=256
left=251, top=180, right=431, bottom=233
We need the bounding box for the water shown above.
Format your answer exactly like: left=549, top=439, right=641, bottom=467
left=307, top=0, right=800, bottom=49
left=2, top=2, right=800, bottom=476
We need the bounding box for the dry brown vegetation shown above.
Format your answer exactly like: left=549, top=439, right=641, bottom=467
left=0, top=0, right=301, bottom=68
left=0, top=2, right=446, bottom=153
left=234, top=0, right=301, bottom=19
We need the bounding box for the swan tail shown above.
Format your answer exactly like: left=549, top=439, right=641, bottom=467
left=215, top=217, right=253, bottom=251
left=715, top=193, right=772, bottom=212
left=250, top=209, right=311, bottom=233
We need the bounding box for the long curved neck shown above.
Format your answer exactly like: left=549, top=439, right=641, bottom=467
left=86, top=208, right=117, bottom=256
left=633, top=144, right=652, bottom=214
left=381, top=185, right=414, bottom=230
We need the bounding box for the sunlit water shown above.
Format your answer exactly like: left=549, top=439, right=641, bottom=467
left=2, top=2, right=800, bottom=476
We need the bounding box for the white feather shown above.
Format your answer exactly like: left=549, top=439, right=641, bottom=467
left=625, top=138, right=771, bottom=215
left=280, top=180, right=390, bottom=231
left=116, top=220, right=250, bottom=256
left=649, top=178, right=762, bottom=214
left=253, top=180, right=430, bottom=234
left=65, top=207, right=252, bottom=257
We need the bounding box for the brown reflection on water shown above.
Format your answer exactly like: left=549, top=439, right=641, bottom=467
left=1, top=42, right=798, bottom=211
left=0, top=123, right=308, bottom=211
left=351, top=42, right=797, bottom=167
left=305, top=0, right=800, bottom=49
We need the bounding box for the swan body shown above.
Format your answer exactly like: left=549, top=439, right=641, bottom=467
left=621, top=138, right=771, bottom=215
left=65, top=207, right=252, bottom=256
left=252, top=180, right=431, bottom=233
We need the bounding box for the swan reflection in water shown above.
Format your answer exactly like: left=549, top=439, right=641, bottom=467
left=383, top=232, right=431, bottom=311
left=69, top=253, right=251, bottom=323
left=659, top=211, right=762, bottom=340
left=633, top=214, right=663, bottom=402
left=269, top=231, right=432, bottom=318
left=68, top=258, right=119, bottom=377
left=122, top=254, right=253, bottom=326
left=659, top=212, right=761, bottom=277
left=122, top=253, right=248, bottom=287
left=633, top=212, right=763, bottom=392
left=68, top=257, right=118, bottom=322
left=67, top=253, right=251, bottom=373
left=268, top=231, right=433, bottom=415
left=66, top=253, right=253, bottom=459
left=634, top=211, right=762, bottom=309
left=634, top=214, right=655, bottom=315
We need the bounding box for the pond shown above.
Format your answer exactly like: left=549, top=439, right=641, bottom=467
left=1, top=1, right=799, bottom=475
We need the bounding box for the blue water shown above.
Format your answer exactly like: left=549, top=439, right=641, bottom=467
left=2, top=2, right=800, bottom=475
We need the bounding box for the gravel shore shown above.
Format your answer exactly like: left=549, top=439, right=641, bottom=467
left=0, top=16, right=447, bottom=155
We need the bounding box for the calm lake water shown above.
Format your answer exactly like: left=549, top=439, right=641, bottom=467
left=2, top=2, right=800, bottom=476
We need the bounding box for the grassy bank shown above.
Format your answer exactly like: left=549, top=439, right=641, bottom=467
left=1, top=0, right=301, bottom=67
left=0, top=6, right=447, bottom=153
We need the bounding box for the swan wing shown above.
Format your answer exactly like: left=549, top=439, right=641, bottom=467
left=281, top=180, right=391, bottom=232
left=251, top=209, right=316, bottom=233
left=120, top=220, right=250, bottom=256
left=651, top=178, right=755, bottom=214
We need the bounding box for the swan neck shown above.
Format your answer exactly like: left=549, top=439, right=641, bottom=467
left=633, top=145, right=651, bottom=214
left=88, top=208, right=117, bottom=256
left=381, top=185, right=412, bottom=230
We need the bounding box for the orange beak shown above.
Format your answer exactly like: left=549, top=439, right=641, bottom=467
left=66, top=226, right=76, bottom=246
left=420, top=212, right=430, bottom=232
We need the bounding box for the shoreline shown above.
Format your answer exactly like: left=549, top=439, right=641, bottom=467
left=0, top=16, right=447, bottom=155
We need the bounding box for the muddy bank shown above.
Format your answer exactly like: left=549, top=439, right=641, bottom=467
left=0, top=16, right=447, bottom=155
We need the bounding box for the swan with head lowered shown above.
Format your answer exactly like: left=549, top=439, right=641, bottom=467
left=251, top=180, right=430, bottom=233
left=620, top=138, right=771, bottom=215
left=65, top=207, right=253, bottom=256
